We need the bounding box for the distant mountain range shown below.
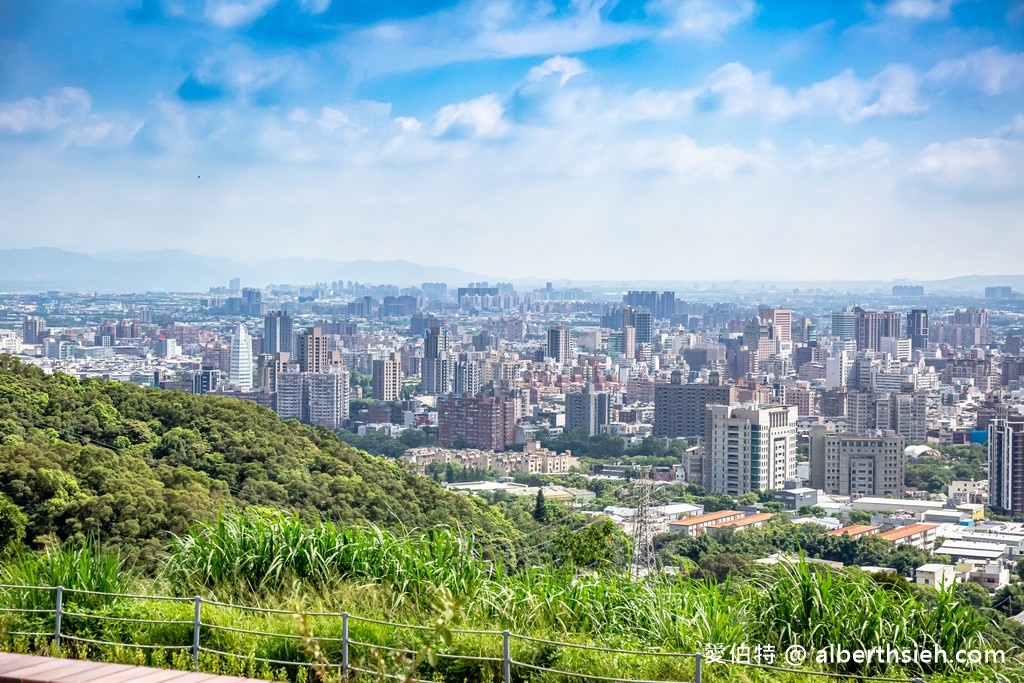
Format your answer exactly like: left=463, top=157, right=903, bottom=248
left=0, top=248, right=490, bottom=292
left=0, top=248, right=1021, bottom=294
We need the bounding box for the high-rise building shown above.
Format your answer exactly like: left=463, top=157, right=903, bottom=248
left=809, top=424, right=905, bottom=497
left=453, top=356, right=482, bottom=397
left=847, top=389, right=927, bottom=441
left=547, top=323, right=570, bottom=364
left=634, top=311, right=653, bottom=345
left=264, top=311, right=294, bottom=355
left=274, top=368, right=350, bottom=430
left=257, top=352, right=294, bottom=393
left=907, top=309, right=928, bottom=351
left=306, top=369, right=350, bottom=430
left=989, top=411, right=1024, bottom=516
left=565, top=383, right=611, bottom=436
left=438, top=394, right=517, bottom=450
left=229, top=323, right=254, bottom=390
left=296, top=326, right=339, bottom=373
left=21, top=316, right=47, bottom=345
left=653, top=370, right=737, bottom=439
left=189, top=367, right=219, bottom=395
left=422, top=325, right=453, bottom=395
left=854, top=308, right=902, bottom=352
left=706, top=404, right=797, bottom=496
left=372, top=352, right=402, bottom=401
left=831, top=308, right=856, bottom=342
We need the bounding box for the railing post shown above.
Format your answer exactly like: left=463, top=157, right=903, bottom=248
left=53, top=586, right=63, bottom=654
left=192, top=596, right=202, bottom=671
left=694, top=652, right=702, bottom=683
left=502, top=631, right=511, bottom=683
left=341, top=612, right=349, bottom=682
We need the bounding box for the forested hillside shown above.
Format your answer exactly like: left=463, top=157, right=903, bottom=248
left=0, top=355, right=518, bottom=565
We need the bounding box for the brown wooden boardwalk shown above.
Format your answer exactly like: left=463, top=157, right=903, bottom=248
left=0, top=654, right=271, bottom=683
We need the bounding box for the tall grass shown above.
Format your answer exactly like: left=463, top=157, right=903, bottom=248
left=165, top=512, right=485, bottom=606
left=1, top=515, right=1010, bottom=682
left=0, top=537, right=130, bottom=610
left=748, top=558, right=990, bottom=676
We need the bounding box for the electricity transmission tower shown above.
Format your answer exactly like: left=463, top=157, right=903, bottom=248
left=631, top=466, right=655, bottom=579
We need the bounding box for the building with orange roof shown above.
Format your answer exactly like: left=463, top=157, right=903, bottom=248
left=878, top=523, right=939, bottom=551
left=666, top=510, right=744, bottom=537
left=706, top=512, right=775, bottom=532
left=827, top=525, right=880, bottom=540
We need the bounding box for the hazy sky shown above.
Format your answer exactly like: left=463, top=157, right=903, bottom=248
left=1, top=0, right=1022, bottom=281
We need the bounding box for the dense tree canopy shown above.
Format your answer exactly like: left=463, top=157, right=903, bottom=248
left=0, top=355, right=519, bottom=566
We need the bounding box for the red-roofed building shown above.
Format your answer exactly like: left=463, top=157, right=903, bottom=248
left=878, top=523, right=939, bottom=551
left=706, top=512, right=775, bottom=532
left=666, top=510, right=744, bottom=537
left=827, top=525, right=880, bottom=540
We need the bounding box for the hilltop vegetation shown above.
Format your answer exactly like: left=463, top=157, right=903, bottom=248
left=0, top=355, right=517, bottom=565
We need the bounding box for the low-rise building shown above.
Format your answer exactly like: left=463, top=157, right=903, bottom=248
left=828, top=525, right=880, bottom=540
left=878, top=523, right=939, bottom=551
left=915, top=564, right=957, bottom=589
left=666, top=510, right=745, bottom=537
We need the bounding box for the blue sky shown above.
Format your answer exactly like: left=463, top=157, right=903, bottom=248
left=1, top=0, right=1022, bottom=281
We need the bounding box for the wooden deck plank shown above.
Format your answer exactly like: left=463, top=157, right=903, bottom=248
left=0, top=656, right=271, bottom=683
left=0, top=656, right=38, bottom=675
left=49, top=663, right=135, bottom=683
left=0, top=658, right=82, bottom=682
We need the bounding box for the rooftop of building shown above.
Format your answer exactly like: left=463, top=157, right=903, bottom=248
left=667, top=509, right=744, bottom=527
left=876, top=523, right=939, bottom=542
left=827, top=524, right=879, bottom=536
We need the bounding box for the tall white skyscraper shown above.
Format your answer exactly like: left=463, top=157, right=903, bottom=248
left=229, top=323, right=254, bottom=390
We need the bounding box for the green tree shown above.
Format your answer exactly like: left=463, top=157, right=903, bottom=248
left=0, top=493, right=26, bottom=555
left=533, top=489, right=548, bottom=523
left=848, top=509, right=873, bottom=525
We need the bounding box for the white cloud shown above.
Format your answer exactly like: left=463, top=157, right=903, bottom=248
left=204, top=0, right=278, bottom=29
left=883, top=0, right=957, bottom=20
left=431, top=94, right=510, bottom=139
left=911, top=136, right=1024, bottom=190
left=625, top=135, right=763, bottom=179
left=0, top=87, right=92, bottom=133
left=527, top=56, right=587, bottom=86
left=652, top=0, right=757, bottom=39
left=799, top=138, right=892, bottom=171
left=695, top=62, right=923, bottom=122
left=927, top=47, right=1024, bottom=95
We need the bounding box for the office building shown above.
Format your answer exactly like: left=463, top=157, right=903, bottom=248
left=989, top=411, right=1024, bottom=516
left=907, top=309, right=928, bottom=351
left=653, top=370, right=737, bottom=439
left=831, top=309, right=856, bottom=342
left=372, top=352, right=402, bottom=401
left=264, top=311, right=294, bottom=355
left=809, top=424, right=905, bottom=497
left=228, top=323, right=254, bottom=390
left=189, top=367, right=219, bottom=395
left=706, top=404, right=797, bottom=496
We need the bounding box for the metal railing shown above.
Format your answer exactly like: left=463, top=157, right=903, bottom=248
left=0, top=583, right=929, bottom=683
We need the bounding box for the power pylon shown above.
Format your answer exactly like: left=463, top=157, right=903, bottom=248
left=631, top=466, right=655, bottom=579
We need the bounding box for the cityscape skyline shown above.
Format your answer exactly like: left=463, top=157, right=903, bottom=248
left=1, top=1, right=1023, bottom=280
